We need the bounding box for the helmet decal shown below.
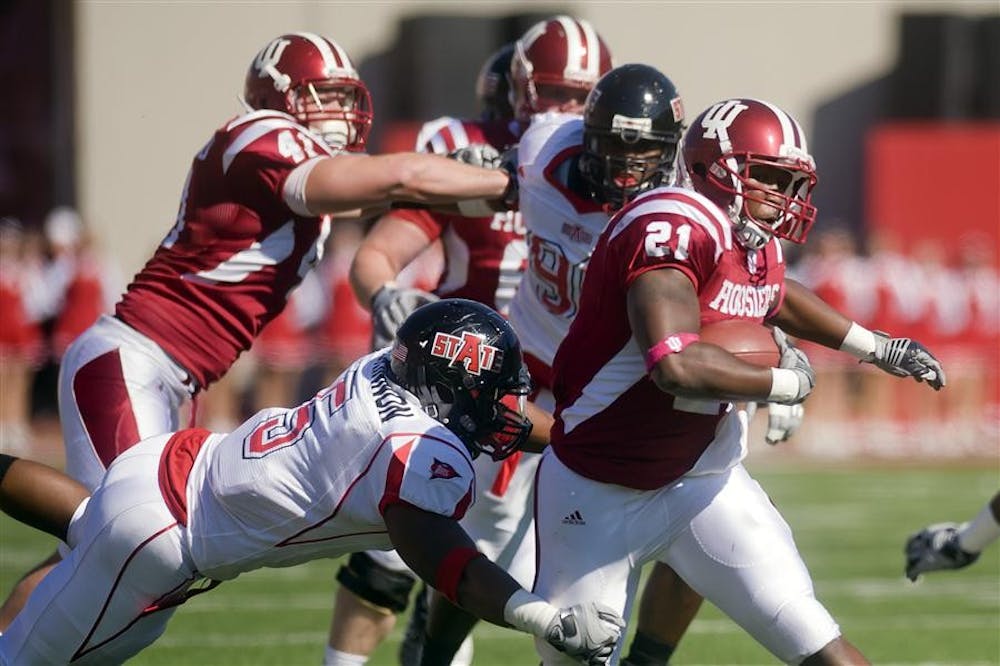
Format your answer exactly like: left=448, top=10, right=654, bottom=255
left=253, top=37, right=293, bottom=93
left=431, top=331, right=501, bottom=376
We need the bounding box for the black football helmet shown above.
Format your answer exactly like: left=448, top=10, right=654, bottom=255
left=579, top=63, right=685, bottom=210
left=388, top=299, right=532, bottom=461
left=476, top=44, right=515, bottom=121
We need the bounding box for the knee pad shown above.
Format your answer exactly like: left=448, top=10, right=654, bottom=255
left=336, top=551, right=417, bottom=614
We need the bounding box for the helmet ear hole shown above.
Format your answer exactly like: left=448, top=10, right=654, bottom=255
left=692, top=163, right=708, bottom=178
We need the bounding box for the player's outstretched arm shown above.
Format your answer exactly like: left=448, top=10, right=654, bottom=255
left=303, top=152, right=510, bottom=216
left=772, top=279, right=945, bottom=390
left=0, top=454, right=89, bottom=543
left=386, top=503, right=624, bottom=664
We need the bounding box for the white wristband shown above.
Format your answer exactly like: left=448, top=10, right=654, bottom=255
left=839, top=322, right=877, bottom=359
left=768, top=367, right=801, bottom=402
left=503, top=589, right=558, bottom=637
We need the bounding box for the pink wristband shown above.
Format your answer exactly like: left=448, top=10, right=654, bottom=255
left=645, top=333, right=700, bottom=372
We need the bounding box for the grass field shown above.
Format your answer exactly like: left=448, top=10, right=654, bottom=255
left=1, top=464, right=997, bottom=665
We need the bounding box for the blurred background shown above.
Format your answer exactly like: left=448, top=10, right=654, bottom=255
left=0, top=0, right=997, bottom=461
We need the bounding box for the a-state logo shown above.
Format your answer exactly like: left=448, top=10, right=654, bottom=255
left=430, top=458, right=461, bottom=480
left=430, top=331, right=501, bottom=375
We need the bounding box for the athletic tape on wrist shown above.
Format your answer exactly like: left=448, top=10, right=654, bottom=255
left=434, top=546, right=483, bottom=604
left=645, top=333, right=700, bottom=373
left=839, top=322, right=877, bottom=359
left=503, top=589, right=559, bottom=637
left=768, top=368, right=801, bottom=402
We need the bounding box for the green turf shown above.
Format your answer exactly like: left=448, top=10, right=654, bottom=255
left=2, top=465, right=997, bottom=665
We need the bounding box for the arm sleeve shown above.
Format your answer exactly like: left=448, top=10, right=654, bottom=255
left=379, top=432, right=476, bottom=520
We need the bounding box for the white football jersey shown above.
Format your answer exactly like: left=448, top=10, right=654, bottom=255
left=177, top=352, right=476, bottom=580
left=507, top=113, right=611, bottom=387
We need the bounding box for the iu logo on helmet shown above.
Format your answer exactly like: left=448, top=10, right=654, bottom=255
left=254, top=37, right=292, bottom=92
left=430, top=331, right=501, bottom=375
left=700, top=100, right=749, bottom=142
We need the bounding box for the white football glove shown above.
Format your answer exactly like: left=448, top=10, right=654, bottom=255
left=370, top=285, right=439, bottom=350
left=867, top=332, right=946, bottom=390
left=447, top=143, right=502, bottom=169
left=544, top=602, right=625, bottom=666
left=765, top=402, right=804, bottom=445
left=772, top=328, right=815, bottom=405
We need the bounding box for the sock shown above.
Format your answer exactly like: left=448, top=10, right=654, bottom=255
left=958, top=504, right=1000, bottom=553
left=621, top=630, right=676, bottom=666
left=323, top=647, right=368, bottom=666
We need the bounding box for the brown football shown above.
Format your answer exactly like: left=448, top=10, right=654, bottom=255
left=700, top=320, right=780, bottom=367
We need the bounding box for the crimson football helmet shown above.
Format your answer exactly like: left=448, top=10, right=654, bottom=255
left=389, top=299, right=532, bottom=461
left=510, top=16, right=613, bottom=122
left=476, top=43, right=515, bottom=121
left=681, top=98, right=818, bottom=249
left=243, top=32, right=373, bottom=151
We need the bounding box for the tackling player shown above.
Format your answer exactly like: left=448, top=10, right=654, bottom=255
left=328, top=18, right=613, bottom=666
left=532, top=98, right=946, bottom=664
left=0, top=32, right=516, bottom=628
left=327, top=42, right=527, bottom=666
left=0, top=300, right=624, bottom=666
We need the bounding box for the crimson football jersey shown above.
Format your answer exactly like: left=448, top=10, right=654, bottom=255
left=390, top=117, right=526, bottom=315
left=551, top=186, right=787, bottom=490
left=115, top=110, right=337, bottom=388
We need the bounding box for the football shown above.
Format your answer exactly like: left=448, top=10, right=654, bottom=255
left=700, top=320, right=780, bottom=367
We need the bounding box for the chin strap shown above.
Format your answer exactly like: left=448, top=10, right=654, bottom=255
left=733, top=218, right=771, bottom=250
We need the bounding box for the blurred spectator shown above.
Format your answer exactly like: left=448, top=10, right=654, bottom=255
left=315, top=220, right=442, bottom=384
left=946, top=234, right=999, bottom=428
left=0, top=218, right=43, bottom=454
left=791, top=226, right=873, bottom=423
left=42, top=207, right=122, bottom=360
left=250, top=268, right=327, bottom=413
left=315, top=221, right=372, bottom=383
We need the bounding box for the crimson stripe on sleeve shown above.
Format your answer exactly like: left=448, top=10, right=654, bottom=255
left=378, top=437, right=416, bottom=514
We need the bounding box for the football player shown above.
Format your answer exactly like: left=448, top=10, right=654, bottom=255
left=532, top=98, right=946, bottom=664
left=507, top=62, right=706, bottom=666
left=905, top=490, right=1000, bottom=581
left=0, top=299, right=624, bottom=665
left=328, top=19, right=613, bottom=666
left=0, top=31, right=516, bottom=630
left=416, top=63, right=711, bottom=666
